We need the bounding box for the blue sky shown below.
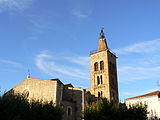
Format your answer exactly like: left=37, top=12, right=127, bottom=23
left=0, top=0, right=160, bottom=101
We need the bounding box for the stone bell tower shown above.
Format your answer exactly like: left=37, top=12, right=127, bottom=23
left=89, top=28, right=119, bottom=102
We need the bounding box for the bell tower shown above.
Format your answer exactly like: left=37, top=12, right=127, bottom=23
left=90, top=28, right=119, bottom=102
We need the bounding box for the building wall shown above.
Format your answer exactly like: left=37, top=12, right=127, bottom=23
left=13, top=78, right=85, bottom=120
left=63, top=86, right=86, bottom=120
left=72, top=88, right=86, bottom=120
left=90, top=50, right=118, bottom=102
left=56, top=82, right=63, bottom=105
left=62, top=100, right=76, bottom=120
left=125, top=95, right=160, bottom=119
left=107, top=51, right=119, bottom=102
left=13, top=78, right=59, bottom=104
left=90, top=50, right=110, bottom=98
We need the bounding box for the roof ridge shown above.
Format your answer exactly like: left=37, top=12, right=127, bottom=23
left=126, top=90, right=160, bottom=100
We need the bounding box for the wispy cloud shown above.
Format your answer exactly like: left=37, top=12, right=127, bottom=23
left=112, top=38, right=160, bottom=100
left=35, top=51, right=89, bottom=80
left=0, top=0, right=34, bottom=12
left=65, top=56, right=89, bottom=67
left=71, top=9, right=91, bottom=18
left=115, top=38, right=160, bottom=83
left=114, top=39, right=160, bottom=55
left=26, top=14, right=58, bottom=36
left=118, top=66, right=160, bottom=82
left=0, top=59, right=22, bottom=67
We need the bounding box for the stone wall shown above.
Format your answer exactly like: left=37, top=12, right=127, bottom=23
left=90, top=49, right=119, bottom=102
left=90, top=50, right=110, bottom=99
left=63, top=86, right=86, bottom=120
left=107, top=51, right=119, bottom=102
left=13, top=78, right=59, bottom=104
left=62, top=100, right=76, bottom=120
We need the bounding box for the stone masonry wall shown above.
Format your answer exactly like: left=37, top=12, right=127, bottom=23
left=13, top=78, right=58, bottom=104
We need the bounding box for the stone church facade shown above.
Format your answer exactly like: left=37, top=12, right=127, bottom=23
left=12, top=29, right=119, bottom=120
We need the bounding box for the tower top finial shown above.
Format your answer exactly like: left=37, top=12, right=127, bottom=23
left=27, top=69, right=30, bottom=78
left=101, top=27, right=104, bottom=32
left=100, top=27, right=105, bottom=39
left=98, top=27, right=108, bottom=52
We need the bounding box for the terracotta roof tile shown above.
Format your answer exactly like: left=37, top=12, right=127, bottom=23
left=126, top=90, right=160, bottom=100
left=64, top=83, right=74, bottom=88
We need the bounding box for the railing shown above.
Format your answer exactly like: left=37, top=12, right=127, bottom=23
left=109, top=49, right=116, bottom=56
left=90, top=48, right=116, bottom=56
left=90, top=49, right=97, bottom=55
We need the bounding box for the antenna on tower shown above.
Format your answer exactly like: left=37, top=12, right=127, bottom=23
left=157, top=80, right=160, bottom=90
left=27, top=69, right=31, bottom=78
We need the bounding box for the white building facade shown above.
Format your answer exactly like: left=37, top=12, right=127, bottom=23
left=125, top=90, right=160, bottom=119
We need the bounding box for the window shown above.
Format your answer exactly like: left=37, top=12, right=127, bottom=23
left=100, top=61, right=104, bottom=70
left=22, top=89, right=29, bottom=98
left=97, top=76, right=100, bottom=85
left=98, top=92, right=101, bottom=98
left=67, top=106, right=72, bottom=116
left=94, top=62, right=98, bottom=71
left=100, top=75, right=103, bottom=84
left=144, top=101, right=148, bottom=105
left=158, top=93, right=160, bottom=101
left=101, top=91, right=103, bottom=97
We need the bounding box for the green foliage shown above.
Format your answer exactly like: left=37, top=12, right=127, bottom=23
left=84, top=99, right=147, bottom=120
left=0, top=92, right=63, bottom=120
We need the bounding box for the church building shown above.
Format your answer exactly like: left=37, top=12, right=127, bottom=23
left=11, top=29, right=119, bottom=120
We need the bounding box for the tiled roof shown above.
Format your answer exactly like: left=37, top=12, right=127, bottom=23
left=126, top=90, right=160, bottom=100
left=64, top=83, right=74, bottom=88
left=25, top=78, right=63, bottom=84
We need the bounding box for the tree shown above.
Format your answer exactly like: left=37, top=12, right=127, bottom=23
left=0, top=92, right=63, bottom=120
left=84, top=99, right=147, bottom=120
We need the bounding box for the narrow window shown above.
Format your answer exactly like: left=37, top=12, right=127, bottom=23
left=22, top=89, right=29, bottom=98
left=158, top=93, right=160, bottom=101
left=98, top=92, right=101, bottom=98
left=94, top=62, right=98, bottom=71
left=100, top=75, right=103, bottom=84
left=67, top=106, right=72, bottom=116
left=100, top=61, right=104, bottom=70
left=97, top=76, right=100, bottom=85
left=101, top=91, right=103, bottom=97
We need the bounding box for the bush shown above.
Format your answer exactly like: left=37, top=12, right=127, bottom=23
left=0, top=92, right=63, bottom=120
left=84, top=99, right=147, bottom=120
